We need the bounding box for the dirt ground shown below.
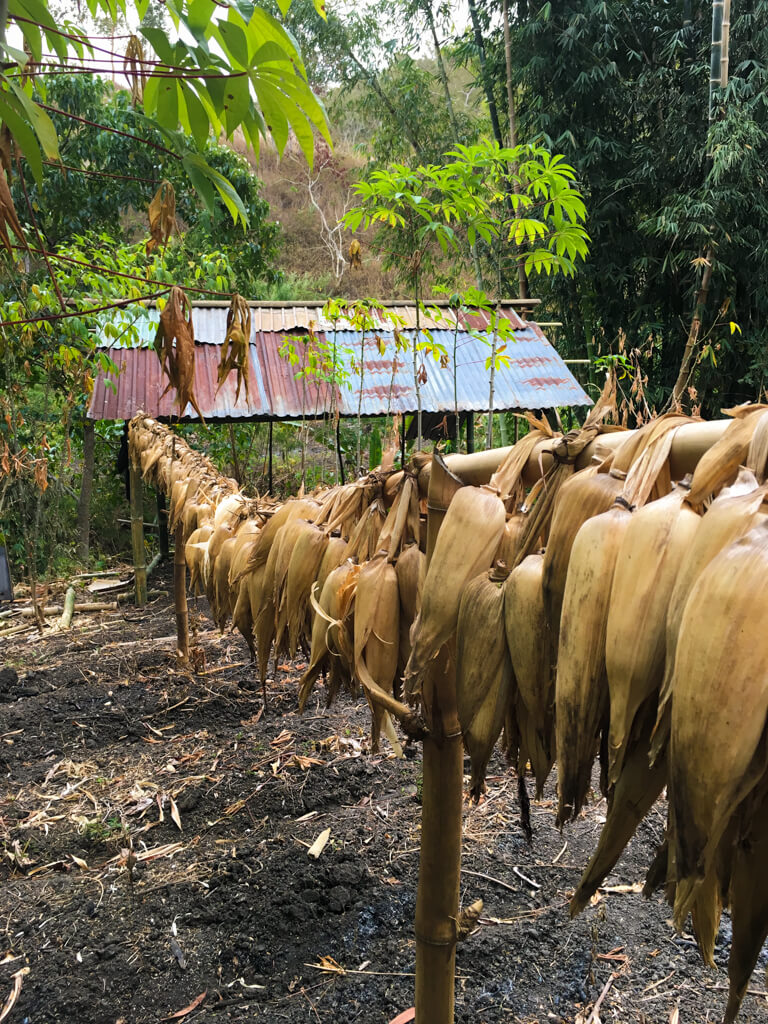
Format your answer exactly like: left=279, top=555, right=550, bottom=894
left=2, top=566, right=767, bottom=1024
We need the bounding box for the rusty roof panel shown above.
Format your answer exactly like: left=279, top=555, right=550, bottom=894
left=88, top=304, right=590, bottom=421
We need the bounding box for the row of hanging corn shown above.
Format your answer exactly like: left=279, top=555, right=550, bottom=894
left=129, top=396, right=768, bottom=1024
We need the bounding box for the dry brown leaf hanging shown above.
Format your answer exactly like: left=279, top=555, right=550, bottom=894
left=124, top=35, right=147, bottom=106
left=215, top=294, right=251, bottom=404
left=146, top=180, right=176, bottom=255
left=0, top=164, right=27, bottom=256
left=0, top=127, right=12, bottom=179
left=155, top=286, right=205, bottom=423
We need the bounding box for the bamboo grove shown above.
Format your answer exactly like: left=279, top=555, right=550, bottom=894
left=129, top=397, right=768, bottom=1024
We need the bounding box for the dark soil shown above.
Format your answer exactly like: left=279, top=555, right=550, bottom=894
left=1, top=565, right=767, bottom=1024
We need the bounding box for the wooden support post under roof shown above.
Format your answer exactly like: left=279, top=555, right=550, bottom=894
left=129, top=462, right=147, bottom=607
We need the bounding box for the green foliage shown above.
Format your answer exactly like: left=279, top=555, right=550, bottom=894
left=3, top=0, right=330, bottom=217
left=13, top=75, right=281, bottom=290
left=497, top=0, right=768, bottom=411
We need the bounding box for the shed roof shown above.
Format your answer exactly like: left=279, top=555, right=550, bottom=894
left=87, top=302, right=590, bottom=422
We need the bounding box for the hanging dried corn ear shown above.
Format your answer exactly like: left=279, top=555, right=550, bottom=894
left=404, top=484, right=506, bottom=704
left=505, top=553, right=553, bottom=797
left=155, top=286, right=205, bottom=422
left=376, top=473, right=419, bottom=561
left=669, top=520, right=768, bottom=935
left=299, top=560, right=356, bottom=710
left=569, top=701, right=667, bottom=917
left=555, top=416, right=694, bottom=823
left=395, top=541, right=425, bottom=672
left=456, top=566, right=512, bottom=799
left=282, top=522, right=329, bottom=657
left=216, top=294, right=252, bottom=404
left=650, top=472, right=767, bottom=765
left=146, top=180, right=176, bottom=255
left=353, top=553, right=402, bottom=753
left=124, top=35, right=147, bottom=105
left=723, top=781, right=768, bottom=1024
left=605, top=483, right=700, bottom=784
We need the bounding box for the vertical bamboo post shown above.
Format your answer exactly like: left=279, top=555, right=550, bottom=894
left=157, top=490, right=169, bottom=561
left=414, top=454, right=467, bottom=1024
left=129, top=461, right=147, bottom=607
left=174, top=523, right=189, bottom=664
left=268, top=420, right=274, bottom=494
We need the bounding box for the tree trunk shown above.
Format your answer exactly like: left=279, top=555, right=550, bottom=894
left=414, top=274, right=423, bottom=450
left=671, top=0, right=730, bottom=408
left=467, top=0, right=504, bottom=147
left=501, top=0, right=531, bottom=301
left=671, top=248, right=714, bottom=408
left=76, top=418, right=95, bottom=562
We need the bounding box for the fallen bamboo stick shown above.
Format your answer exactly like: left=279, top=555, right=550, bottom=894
left=18, top=601, right=119, bottom=616
left=56, top=587, right=76, bottom=631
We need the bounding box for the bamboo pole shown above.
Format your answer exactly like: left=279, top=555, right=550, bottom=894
left=56, top=587, right=76, bottom=630
left=174, top=523, right=189, bottom=665
left=417, top=419, right=732, bottom=497
left=157, top=490, right=169, bottom=560
left=414, top=457, right=465, bottom=1023
left=129, top=461, right=147, bottom=607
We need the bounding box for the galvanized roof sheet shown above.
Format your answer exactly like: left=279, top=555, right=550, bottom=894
left=88, top=303, right=590, bottom=421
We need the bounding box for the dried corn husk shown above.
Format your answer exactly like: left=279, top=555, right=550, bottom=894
left=343, top=500, right=387, bottom=562
left=155, top=286, right=205, bottom=422
left=376, top=474, right=420, bottom=560
left=282, top=523, right=329, bottom=657
left=541, top=466, right=626, bottom=656
left=231, top=576, right=255, bottom=659
left=273, top=518, right=318, bottom=657
left=724, top=781, right=768, bottom=1024
left=185, top=527, right=213, bottom=597
left=456, top=567, right=512, bottom=799
left=494, top=512, right=528, bottom=569
left=240, top=498, right=317, bottom=579
left=353, top=553, right=401, bottom=753
left=669, top=521, right=768, bottom=932
left=395, top=542, right=426, bottom=675
left=404, top=485, right=505, bottom=702
left=606, top=486, right=700, bottom=784
left=488, top=418, right=554, bottom=508
left=570, top=702, right=667, bottom=916
left=314, top=536, right=348, bottom=597
left=555, top=503, right=632, bottom=824
left=745, top=409, right=768, bottom=482
left=298, top=560, right=356, bottom=710
left=685, top=404, right=768, bottom=512
left=650, top=474, right=766, bottom=764
left=216, top=294, right=251, bottom=404
left=505, top=553, right=553, bottom=797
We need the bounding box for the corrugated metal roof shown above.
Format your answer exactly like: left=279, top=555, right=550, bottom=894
left=88, top=303, right=590, bottom=421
